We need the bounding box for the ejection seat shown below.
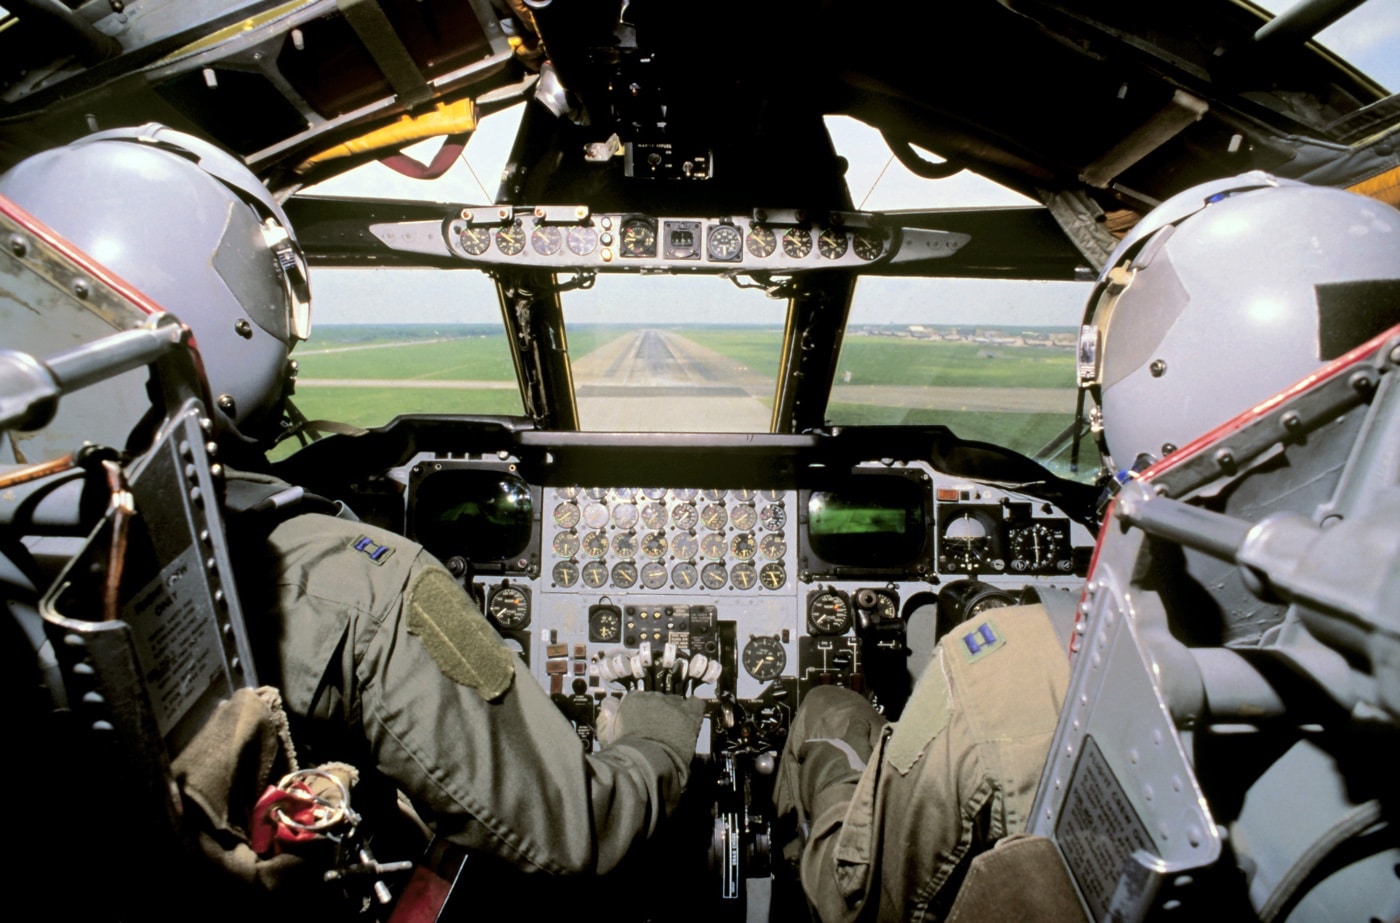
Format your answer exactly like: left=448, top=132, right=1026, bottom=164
left=945, top=322, right=1400, bottom=921
left=0, top=195, right=446, bottom=921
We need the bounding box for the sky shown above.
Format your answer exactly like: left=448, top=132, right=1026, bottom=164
left=306, top=0, right=1399, bottom=329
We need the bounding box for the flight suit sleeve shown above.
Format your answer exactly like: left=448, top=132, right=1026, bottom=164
left=259, top=514, right=703, bottom=876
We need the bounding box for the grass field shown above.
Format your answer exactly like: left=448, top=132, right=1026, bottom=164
left=673, top=327, right=785, bottom=375
left=835, top=335, right=1074, bottom=388
left=290, top=385, right=523, bottom=428
left=826, top=403, right=1066, bottom=451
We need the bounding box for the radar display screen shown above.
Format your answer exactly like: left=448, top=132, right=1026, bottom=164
left=411, top=468, right=537, bottom=567
left=803, top=474, right=929, bottom=573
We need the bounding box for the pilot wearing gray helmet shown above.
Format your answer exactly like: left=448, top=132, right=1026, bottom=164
left=0, top=125, right=705, bottom=890
left=774, top=172, right=1400, bottom=922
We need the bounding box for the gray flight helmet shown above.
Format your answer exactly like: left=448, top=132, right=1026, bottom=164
left=1079, top=171, right=1400, bottom=472
left=0, top=123, right=310, bottom=444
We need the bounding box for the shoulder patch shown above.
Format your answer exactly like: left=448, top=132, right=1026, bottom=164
left=959, top=619, right=1006, bottom=664
left=350, top=534, right=395, bottom=565
left=406, top=568, right=515, bottom=701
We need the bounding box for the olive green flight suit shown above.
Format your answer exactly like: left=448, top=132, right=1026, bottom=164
left=240, top=512, right=703, bottom=876
left=776, top=604, right=1068, bottom=922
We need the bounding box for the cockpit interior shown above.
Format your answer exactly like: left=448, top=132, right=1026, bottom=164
left=2, top=1, right=1398, bottom=920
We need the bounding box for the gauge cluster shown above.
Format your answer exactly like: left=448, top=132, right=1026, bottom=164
left=402, top=455, right=1093, bottom=730
left=441, top=211, right=897, bottom=270
left=935, top=498, right=1086, bottom=577
left=367, top=206, right=974, bottom=272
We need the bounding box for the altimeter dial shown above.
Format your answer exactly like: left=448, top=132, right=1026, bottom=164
left=808, top=590, right=852, bottom=635
left=488, top=586, right=530, bottom=629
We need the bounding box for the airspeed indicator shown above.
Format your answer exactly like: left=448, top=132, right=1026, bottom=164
left=488, top=586, right=530, bottom=629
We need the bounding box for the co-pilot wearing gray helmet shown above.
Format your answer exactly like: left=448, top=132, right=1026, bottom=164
left=773, top=173, right=1400, bottom=923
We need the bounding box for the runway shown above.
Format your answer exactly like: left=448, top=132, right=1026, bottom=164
left=570, top=329, right=775, bottom=431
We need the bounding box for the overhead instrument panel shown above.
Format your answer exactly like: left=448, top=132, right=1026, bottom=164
left=366, top=206, right=971, bottom=272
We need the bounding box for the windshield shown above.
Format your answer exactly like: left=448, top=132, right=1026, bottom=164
left=831, top=278, right=1085, bottom=468
left=296, top=109, right=1093, bottom=452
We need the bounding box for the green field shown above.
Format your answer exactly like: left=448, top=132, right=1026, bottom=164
left=673, top=327, right=785, bottom=375
left=835, top=335, right=1074, bottom=388
left=289, top=385, right=522, bottom=428
left=827, top=403, right=1066, bottom=450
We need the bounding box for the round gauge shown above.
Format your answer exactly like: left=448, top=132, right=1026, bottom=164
left=760, top=504, right=787, bottom=531
left=552, top=501, right=581, bottom=529
left=759, top=533, right=787, bottom=560
left=781, top=228, right=813, bottom=259
left=1009, top=522, right=1066, bottom=572
left=730, top=562, right=758, bottom=590
left=582, top=502, right=610, bottom=529
left=612, top=503, right=639, bottom=529
left=589, top=607, right=621, bottom=642
left=817, top=228, right=848, bottom=259
left=747, top=226, right=777, bottom=258
left=671, top=562, right=699, bottom=589
left=730, top=532, right=756, bottom=560
left=808, top=591, right=852, bottom=635
left=488, top=586, right=530, bottom=628
left=551, top=560, right=578, bottom=588
left=581, top=560, right=609, bottom=588
left=641, top=502, right=668, bottom=529
left=495, top=220, right=526, bottom=256
left=641, top=561, right=669, bottom=589
left=619, top=218, right=657, bottom=258
left=759, top=562, right=787, bottom=590
left=852, top=229, right=886, bottom=261
left=708, top=225, right=743, bottom=261
left=640, top=530, right=668, bottom=559
left=459, top=225, right=491, bottom=256
left=552, top=531, right=580, bottom=557
left=940, top=510, right=994, bottom=573
left=670, top=533, right=699, bottom=560
left=729, top=504, right=758, bottom=531
left=642, top=487, right=668, bottom=500
left=531, top=224, right=563, bottom=256
left=671, top=502, right=699, bottom=530
left=672, top=488, right=698, bottom=502
left=702, top=489, right=726, bottom=501
left=611, top=561, right=638, bottom=589
left=742, top=635, right=787, bottom=681
left=856, top=588, right=899, bottom=623
left=700, top=503, right=728, bottom=531
left=585, top=487, right=608, bottom=500
left=611, top=532, right=637, bottom=558
left=701, top=533, right=728, bottom=559
left=581, top=530, right=609, bottom=558
left=759, top=489, right=782, bottom=501
left=701, top=562, right=728, bottom=589
left=556, top=486, right=581, bottom=500
left=732, top=488, right=756, bottom=501
left=567, top=225, right=598, bottom=256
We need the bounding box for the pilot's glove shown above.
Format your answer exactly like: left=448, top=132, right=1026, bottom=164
left=596, top=690, right=705, bottom=753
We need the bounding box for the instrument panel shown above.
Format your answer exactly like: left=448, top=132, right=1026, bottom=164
left=404, top=455, right=1093, bottom=728
left=367, top=207, right=971, bottom=272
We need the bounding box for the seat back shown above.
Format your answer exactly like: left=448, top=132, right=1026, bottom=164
left=1029, top=323, right=1400, bottom=921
